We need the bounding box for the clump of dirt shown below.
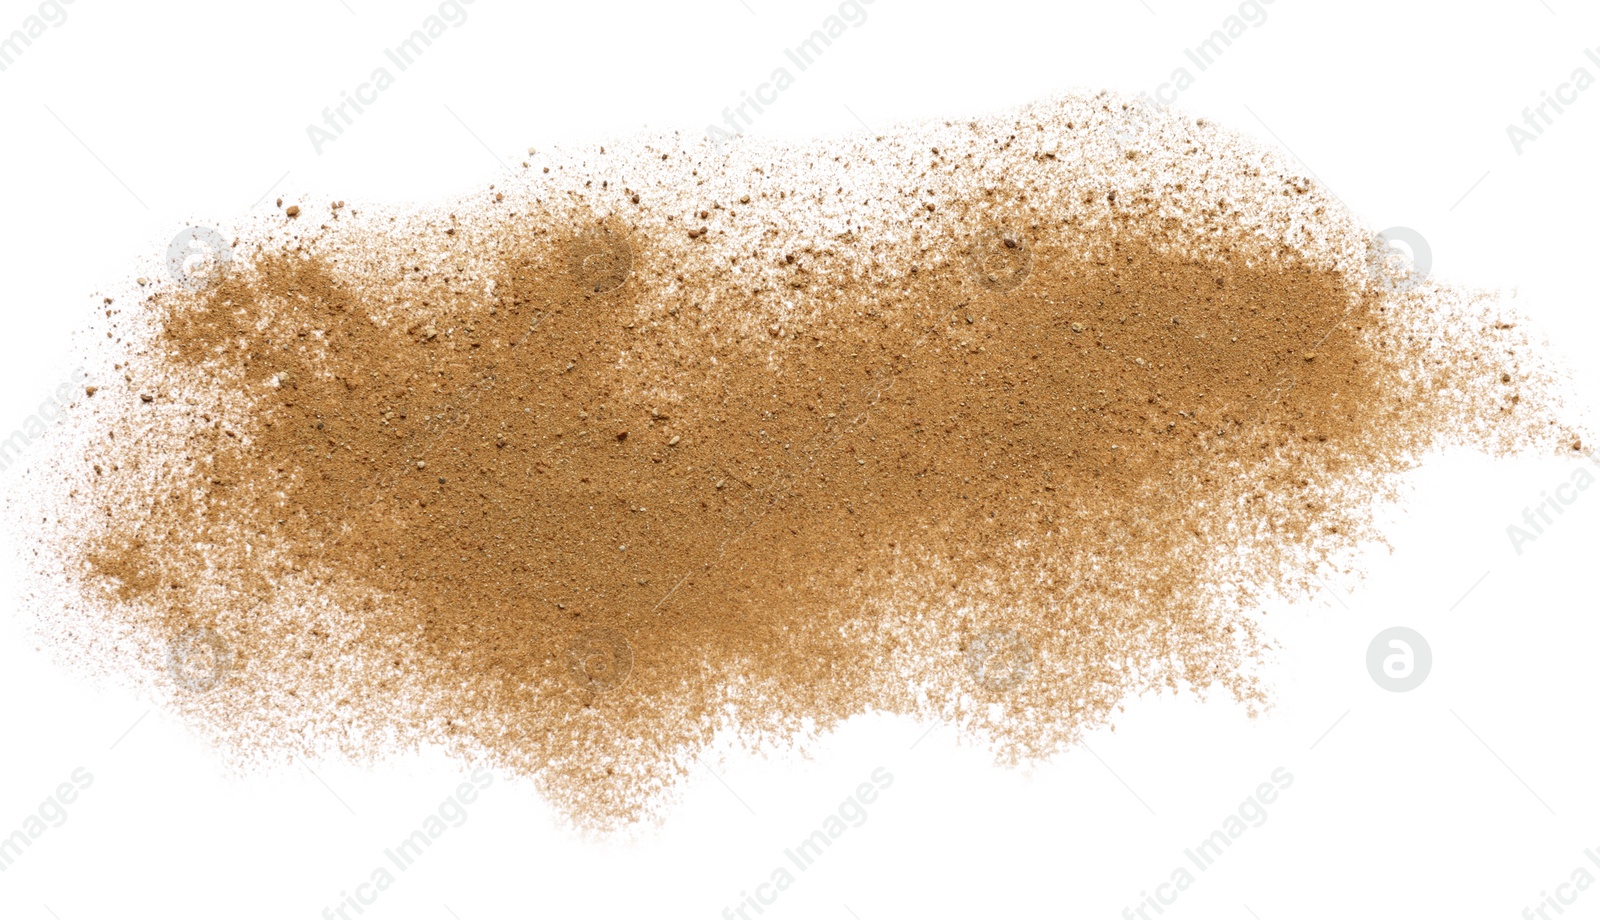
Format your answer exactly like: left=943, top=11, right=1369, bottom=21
left=19, top=93, right=1585, bottom=829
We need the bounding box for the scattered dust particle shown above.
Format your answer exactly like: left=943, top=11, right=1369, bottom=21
left=31, top=91, right=1586, bottom=832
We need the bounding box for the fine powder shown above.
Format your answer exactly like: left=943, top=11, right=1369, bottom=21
left=20, top=94, right=1586, bottom=829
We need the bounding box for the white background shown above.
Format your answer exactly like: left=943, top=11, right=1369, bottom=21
left=2, top=1, right=1599, bottom=918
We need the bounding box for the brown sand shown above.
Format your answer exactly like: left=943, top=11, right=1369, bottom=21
left=19, top=94, right=1585, bottom=829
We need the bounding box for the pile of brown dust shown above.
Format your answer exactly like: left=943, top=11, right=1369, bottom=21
left=19, top=94, right=1586, bottom=829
